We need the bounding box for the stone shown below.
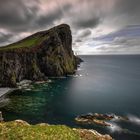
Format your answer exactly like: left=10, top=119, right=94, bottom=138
left=0, top=111, right=3, bottom=122
left=75, top=113, right=129, bottom=127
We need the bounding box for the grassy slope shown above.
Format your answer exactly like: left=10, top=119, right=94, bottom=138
left=0, top=31, right=49, bottom=51
left=0, top=121, right=99, bottom=140
left=0, top=121, right=81, bottom=140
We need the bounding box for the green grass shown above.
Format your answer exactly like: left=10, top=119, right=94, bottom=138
left=0, top=37, right=40, bottom=50
left=0, top=24, right=70, bottom=51
left=0, top=121, right=81, bottom=140
left=0, top=120, right=108, bottom=140
left=0, top=32, right=48, bottom=51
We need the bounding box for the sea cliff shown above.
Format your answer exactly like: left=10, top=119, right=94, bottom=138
left=0, top=24, right=81, bottom=87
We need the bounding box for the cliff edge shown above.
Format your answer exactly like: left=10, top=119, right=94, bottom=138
left=0, top=24, right=81, bottom=87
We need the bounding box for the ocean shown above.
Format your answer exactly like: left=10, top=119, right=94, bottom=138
left=0, top=55, right=140, bottom=140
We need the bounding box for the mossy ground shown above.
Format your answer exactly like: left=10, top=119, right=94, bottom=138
left=0, top=121, right=82, bottom=140
left=0, top=119, right=113, bottom=140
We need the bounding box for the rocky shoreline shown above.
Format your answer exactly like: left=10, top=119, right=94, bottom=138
left=0, top=88, right=15, bottom=99
left=0, top=79, right=49, bottom=100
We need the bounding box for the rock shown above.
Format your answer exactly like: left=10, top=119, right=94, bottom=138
left=17, top=80, right=32, bottom=86
left=75, top=113, right=129, bottom=127
left=0, top=111, right=3, bottom=122
left=36, top=123, right=50, bottom=126
left=115, top=115, right=129, bottom=121
left=92, top=119, right=111, bottom=126
left=75, top=117, right=111, bottom=127
left=0, top=24, right=81, bottom=87
left=74, top=128, right=113, bottom=140
left=34, top=81, right=48, bottom=84
left=93, top=113, right=114, bottom=120
left=75, top=56, right=84, bottom=65
left=14, top=120, right=30, bottom=126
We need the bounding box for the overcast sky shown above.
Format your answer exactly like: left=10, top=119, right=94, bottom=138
left=0, top=0, right=140, bottom=54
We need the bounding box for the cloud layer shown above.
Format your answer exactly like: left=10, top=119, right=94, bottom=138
left=0, top=0, right=140, bottom=54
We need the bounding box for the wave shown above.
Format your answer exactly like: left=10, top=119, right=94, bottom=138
left=108, top=123, right=123, bottom=133
left=127, top=114, right=140, bottom=125
left=108, top=122, right=140, bottom=136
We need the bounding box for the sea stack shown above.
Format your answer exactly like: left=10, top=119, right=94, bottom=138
left=0, top=24, right=81, bottom=87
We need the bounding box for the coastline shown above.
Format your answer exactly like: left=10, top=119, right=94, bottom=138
left=0, top=80, right=114, bottom=140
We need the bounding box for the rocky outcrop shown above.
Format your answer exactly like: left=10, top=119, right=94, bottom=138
left=74, top=128, right=113, bottom=140
left=75, top=113, right=129, bottom=127
left=0, top=24, right=81, bottom=87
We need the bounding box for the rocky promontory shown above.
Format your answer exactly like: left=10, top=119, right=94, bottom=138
left=0, top=24, right=81, bottom=87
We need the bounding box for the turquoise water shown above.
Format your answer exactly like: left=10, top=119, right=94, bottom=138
left=1, top=55, right=140, bottom=140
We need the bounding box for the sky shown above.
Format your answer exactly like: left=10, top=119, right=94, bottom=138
left=0, top=0, right=140, bottom=54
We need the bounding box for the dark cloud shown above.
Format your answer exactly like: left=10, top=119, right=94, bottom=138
left=74, top=17, right=101, bottom=29
left=75, top=39, right=82, bottom=42
left=104, top=0, right=140, bottom=27
left=0, top=0, right=140, bottom=54
left=78, top=29, right=92, bottom=38
left=0, top=0, right=72, bottom=33
left=0, top=32, right=13, bottom=43
left=36, top=4, right=72, bottom=28
left=116, top=0, right=140, bottom=16
left=0, top=0, right=40, bottom=32
left=36, top=10, right=62, bottom=27
left=0, top=0, right=140, bottom=32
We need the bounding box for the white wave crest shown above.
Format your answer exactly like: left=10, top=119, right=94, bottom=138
left=108, top=123, right=122, bottom=133
left=127, top=114, right=140, bottom=125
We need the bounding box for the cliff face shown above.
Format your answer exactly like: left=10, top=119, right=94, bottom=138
left=0, top=24, right=80, bottom=87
